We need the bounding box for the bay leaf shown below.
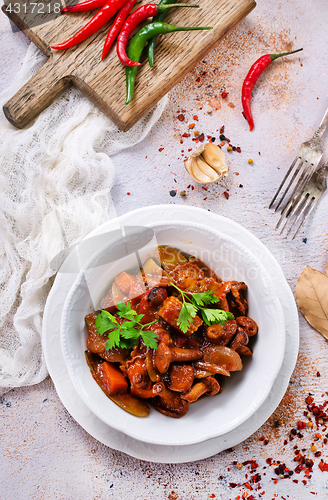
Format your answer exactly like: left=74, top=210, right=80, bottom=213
left=295, top=265, right=328, bottom=340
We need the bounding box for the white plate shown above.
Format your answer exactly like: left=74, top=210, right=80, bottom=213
left=42, top=205, right=299, bottom=463
left=60, top=220, right=285, bottom=446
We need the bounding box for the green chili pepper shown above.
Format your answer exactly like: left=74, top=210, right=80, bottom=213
left=147, top=0, right=178, bottom=68
left=125, top=22, right=212, bottom=105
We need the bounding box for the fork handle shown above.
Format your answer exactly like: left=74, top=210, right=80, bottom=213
left=314, top=106, right=328, bottom=140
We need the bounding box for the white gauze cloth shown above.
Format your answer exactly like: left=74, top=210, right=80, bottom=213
left=0, top=43, right=168, bottom=397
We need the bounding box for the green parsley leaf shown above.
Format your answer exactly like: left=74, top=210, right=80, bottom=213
left=105, top=327, right=121, bottom=349
left=95, top=302, right=158, bottom=350
left=141, top=330, right=159, bottom=349
left=171, top=281, right=234, bottom=332
left=177, top=302, right=197, bottom=334
left=120, top=324, right=140, bottom=340
left=116, top=301, right=138, bottom=320
left=95, top=310, right=119, bottom=336
left=201, top=308, right=234, bottom=325
left=191, top=290, right=220, bottom=307
left=119, top=337, right=140, bottom=349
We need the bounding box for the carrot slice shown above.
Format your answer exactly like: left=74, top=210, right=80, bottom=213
left=95, top=360, right=128, bottom=395
left=85, top=353, right=150, bottom=417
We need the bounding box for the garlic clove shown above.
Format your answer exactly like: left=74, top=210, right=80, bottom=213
left=196, top=157, right=220, bottom=182
left=184, top=157, right=215, bottom=184
left=202, top=142, right=228, bottom=176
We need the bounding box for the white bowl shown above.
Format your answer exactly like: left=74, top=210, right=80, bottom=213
left=60, top=220, right=285, bottom=446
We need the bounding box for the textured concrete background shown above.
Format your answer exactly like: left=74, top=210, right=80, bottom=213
left=1, top=0, right=328, bottom=499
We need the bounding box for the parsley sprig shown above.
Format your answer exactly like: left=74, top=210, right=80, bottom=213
left=171, top=282, right=234, bottom=334
left=95, top=302, right=158, bottom=350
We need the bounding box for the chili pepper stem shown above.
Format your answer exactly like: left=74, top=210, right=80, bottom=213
left=158, top=3, right=199, bottom=9
left=269, top=47, right=303, bottom=61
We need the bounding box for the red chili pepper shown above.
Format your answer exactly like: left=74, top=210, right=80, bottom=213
left=242, top=48, right=303, bottom=131
left=61, top=0, right=107, bottom=13
left=117, top=3, right=197, bottom=67
left=51, top=0, right=128, bottom=50
left=102, top=0, right=136, bottom=59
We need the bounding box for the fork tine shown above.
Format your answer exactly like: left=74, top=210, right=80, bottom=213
left=279, top=161, right=317, bottom=215
left=269, top=155, right=299, bottom=208
left=276, top=196, right=299, bottom=232
left=275, top=180, right=305, bottom=230
left=274, top=159, right=308, bottom=212
left=286, top=194, right=312, bottom=237
left=292, top=195, right=321, bottom=240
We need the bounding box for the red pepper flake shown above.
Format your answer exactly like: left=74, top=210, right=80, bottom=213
left=202, top=186, right=208, bottom=191
left=317, top=371, right=321, bottom=377
left=220, top=126, right=225, bottom=134
left=191, top=185, right=194, bottom=190
left=319, top=460, right=328, bottom=472
left=244, top=482, right=252, bottom=490
left=196, top=77, right=200, bottom=82
left=223, top=191, right=229, bottom=199
left=182, top=132, right=190, bottom=137
left=306, top=395, right=314, bottom=405
left=210, top=495, right=216, bottom=498
left=203, top=197, right=207, bottom=201
left=236, top=146, right=242, bottom=153
left=177, top=114, right=185, bottom=122
left=229, top=482, right=237, bottom=488
left=127, top=192, right=131, bottom=195
left=159, top=147, right=164, bottom=152
left=221, top=91, right=228, bottom=99
left=198, top=133, right=205, bottom=142
left=239, top=184, right=243, bottom=188
left=298, top=421, right=306, bottom=429
left=193, top=115, right=199, bottom=121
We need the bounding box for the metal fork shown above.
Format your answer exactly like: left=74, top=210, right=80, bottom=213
left=275, top=161, right=328, bottom=239
left=269, top=106, right=328, bottom=211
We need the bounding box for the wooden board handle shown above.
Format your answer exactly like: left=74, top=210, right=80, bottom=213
left=3, top=59, right=70, bottom=128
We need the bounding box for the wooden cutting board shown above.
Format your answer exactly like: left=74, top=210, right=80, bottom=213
left=2, top=0, right=256, bottom=131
